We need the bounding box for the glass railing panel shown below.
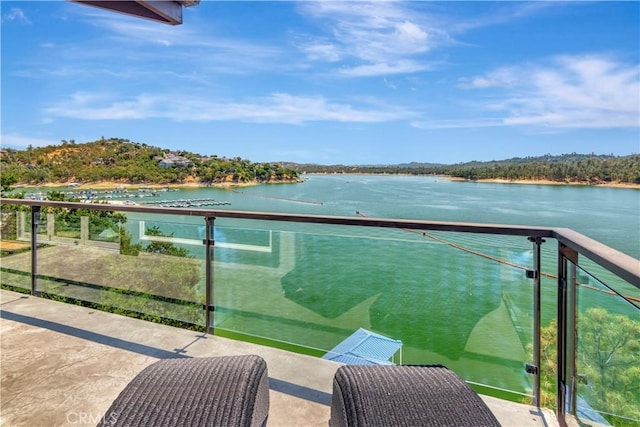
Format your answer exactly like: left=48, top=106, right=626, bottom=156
left=52, top=209, right=81, bottom=240
left=0, top=205, right=32, bottom=292
left=29, top=209, right=207, bottom=328
left=87, top=211, right=123, bottom=244
left=212, top=218, right=536, bottom=401
left=574, top=259, right=640, bottom=426
left=108, top=215, right=207, bottom=327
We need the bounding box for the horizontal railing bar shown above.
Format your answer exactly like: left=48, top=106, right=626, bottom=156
left=0, top=266, right=201, bottom=307
left=34, top=293, right=204, bottom=332
left=0, top=198, right=555, bottom=237
left=553, top=228, right=640, bottom=289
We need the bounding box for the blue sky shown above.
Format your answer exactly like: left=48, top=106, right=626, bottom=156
left=2, top=1, right=639, bottom=165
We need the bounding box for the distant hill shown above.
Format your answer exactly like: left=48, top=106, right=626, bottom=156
left=284, top=153, right=640, bottom=185
left=0, top=138, right=300, bottom=190
left=279, top=161, right=444, bottom=174
left=432, top=153, right=640, bottom=184
left=450, top=153, right=618, bottom=166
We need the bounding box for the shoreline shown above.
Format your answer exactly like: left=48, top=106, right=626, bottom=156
left=445, top=176, right=640, bottom=189
left=13, top=180, right=292, bottom=191
left=11, top=175, right=640, bottom=190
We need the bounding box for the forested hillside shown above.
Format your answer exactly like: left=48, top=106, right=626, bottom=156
left=2, top=140, right=638, bottom=189
left=435, top=154, right=640, bottom=184
left=0, top=138, right=300, bottom=189
left=287, top=153, right=640, bottom=185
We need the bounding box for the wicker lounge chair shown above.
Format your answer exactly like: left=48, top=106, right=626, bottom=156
left=330, top=364, right=501, bottom=427
left=98, top=355, right=269, bottom=427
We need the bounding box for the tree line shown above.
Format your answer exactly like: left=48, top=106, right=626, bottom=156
left=286, top=153, right=640, bottom=185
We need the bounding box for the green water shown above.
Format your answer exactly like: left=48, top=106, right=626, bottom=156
left=117, top=174, right=640, bottom=256
left=53, top=175, right=640, bottom=399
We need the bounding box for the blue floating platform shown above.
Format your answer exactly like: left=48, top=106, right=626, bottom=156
left=322, top=328, right=403, bottom=365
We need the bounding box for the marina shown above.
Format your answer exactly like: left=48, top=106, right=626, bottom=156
left=23, top=188, right=232, bottom=208
left=143, top=198, right=231, bottom=208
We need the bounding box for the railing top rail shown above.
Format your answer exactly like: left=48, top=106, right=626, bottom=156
left=2, top=198, right=638, bottom=288
left=553, top=228, right=640, bottom=289
left=0, top=198, right=554, bottom=236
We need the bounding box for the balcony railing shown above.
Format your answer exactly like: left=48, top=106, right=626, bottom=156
left=1, top=198, right=638, bottom=426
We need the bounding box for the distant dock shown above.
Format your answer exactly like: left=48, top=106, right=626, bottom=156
left=143, top=198, right=231, bottom=208
left=23, top=189, right=231, bottom=208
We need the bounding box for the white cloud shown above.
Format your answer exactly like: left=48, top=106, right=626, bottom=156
left=394, top=21, right=429, bottom=52
left=450, top=55, right=640, bottom=130
left=83, top=12, right=185, bottom=45
left=73, top=9, right=285, bottom=75
left=2, top=8, right=31, bottom=24
left=43, top=92, right=417, bottom=124
left=1, top=134, right=57, bottom=148
left=297, top=1, right=438, bottom=77
left=457, top=68, right=519, bottom=89
left=295, top=1, right=558, bottom=79
left=411, top=118, right=505, bottom=130
left=87, top=12, right=280, bottom=56
left=338, top=61, right=432, bottom=77
left=449, top=2, right=562, bottom=34
left=299, top=41, right=343, bottom=62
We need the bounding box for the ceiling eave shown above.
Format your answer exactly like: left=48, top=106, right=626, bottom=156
left=70, top=1, right=200, bottom=25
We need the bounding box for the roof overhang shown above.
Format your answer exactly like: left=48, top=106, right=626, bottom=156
left=70, top=1, right=200, bottom=25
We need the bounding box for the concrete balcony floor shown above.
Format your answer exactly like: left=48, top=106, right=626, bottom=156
left=1, top=289, right=559, bottom=427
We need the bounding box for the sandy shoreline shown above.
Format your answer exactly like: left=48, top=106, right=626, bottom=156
left=14, top=181, right=269, bottom=191
left=445, top=176, right=640, bottom=189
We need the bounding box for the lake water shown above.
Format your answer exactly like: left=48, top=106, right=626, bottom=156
left=39, top=175, right=640, bottom=400
left=138, top=174, right=639, bottom=257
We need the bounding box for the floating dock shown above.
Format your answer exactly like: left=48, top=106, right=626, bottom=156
left=143, top=198, right=231, bottom=208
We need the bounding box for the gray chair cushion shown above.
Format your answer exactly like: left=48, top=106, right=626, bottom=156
left=98, top=355, right=269, bottom=427
left=330, top=364, right=500, bottom=427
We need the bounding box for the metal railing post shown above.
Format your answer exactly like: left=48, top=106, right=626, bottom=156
left=566, top=256, right=578, bottom=415
left=204, top=216, right=215, bottom=334
left=557, top=243, right=567, bottom=425
left=30, top=206, right=40, bottom=296
left=528, top=236, right=544, bottom=407
left=557, top=243, right=578, bottom=426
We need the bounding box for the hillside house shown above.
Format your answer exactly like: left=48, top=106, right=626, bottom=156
left=158, top=153, right=193, bottom=168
